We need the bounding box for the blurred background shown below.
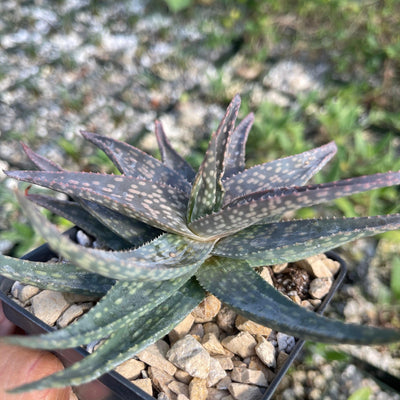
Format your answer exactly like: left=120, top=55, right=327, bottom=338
left=0, top=1, right=399, bottom=398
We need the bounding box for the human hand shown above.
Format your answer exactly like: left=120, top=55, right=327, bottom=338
left=0, top=301, right=72, bottom=400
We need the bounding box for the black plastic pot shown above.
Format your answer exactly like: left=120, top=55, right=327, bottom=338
left=0, top=238, right=346, bottom=400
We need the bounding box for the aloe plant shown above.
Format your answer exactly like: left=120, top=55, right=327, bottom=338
left=1, top=95, right=400, bottom=392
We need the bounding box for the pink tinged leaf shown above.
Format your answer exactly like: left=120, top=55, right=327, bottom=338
left=6, top=170, right=195, bottom=237
left=155, top=120, right=196, bottom=182
left=81, top=131, right=191, bottom=194
left=189, top=171, right=400, bottom=239
left=15, top=191, right=213, bottom=281
left=188, top=95, right=241, bottom=222
left=20, top=142, right=63, bottom=172
left=213, top=214, right=400, bottom=266
left=222, top=112, right=254, bottom=180
left=223, top=141, right=338, bottom=204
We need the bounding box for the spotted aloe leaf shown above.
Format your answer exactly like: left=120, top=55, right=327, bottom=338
left=187, top=95, right=241, bottom=222
left=214, top=214, right=400, bottom=266
left=9, top=278, right=205, bottom=392
left=190, top=171, right=400, bottom=239
left=155, top=120, right=196, bottom=182
left=223, top=141, right=338, bottom=204
left=5, top=170, right=194, bottom=237
left=5, top=273, right=191, bottom=350
left=0, top=254, right=113, bottom=295
left=26, top=193, right=132, bottom=250
left=197, top=257, right=400, bottom=344
left=81, top=131, right=191, bottom=194
left=15, top=191, right=213, bottom=281
left=222, top=112, right=254, bottom=180
left=21, top=144, right=159, bottom=246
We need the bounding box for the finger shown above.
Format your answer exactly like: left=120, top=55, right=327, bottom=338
left=0, top=343, right=71, bottom=400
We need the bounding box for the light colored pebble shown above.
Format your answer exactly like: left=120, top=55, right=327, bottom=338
left=177, top=395, right=190, bottom=400
left=296, top=255, right=333, bottom=278
left=190, top=323, right=205, bottom=338
left=255, top=336, right=276, bottom=368
left=213, top=356, right=234, bottom=371
left=169, top=313, right=195, bottom=344
left=207, top=388, right=230, bottom=400
left=192, top=295, right=221, bottom=323
left=138, top=340, right=177, bottom=376
left=202, top=333, right=226, bottom=356
left=309, top=277, right=332, bottom=299
left=228, top=383, right=264, bottom=400
left=30, top=290, right=70, bottom=326
left=169, top=380, right=190, bottom=397
left=204, top=322, right=220, bottom=337
left=76, top=230, right=92, bottom=247
left=11, top=282, right=40, bottom=303
left=148, top=366, right=175, bottom=399
left=189, top=377, right=208, bottom=400
left=276, top=333, right=295, bottom=353
left=133, top=378, right=153, bottom=396
left=259, top=268, right=274, bottom=285
left=207, top=358, right=227, bottom=387
left=216, top=376, right=232, bottom=390
left=221, top=332, right=257, bottom=359
left=230, top=367, right=268, bottom=387
left=167, top=335, right=211, bottom=379
left=235, top=315, right=272, bottom=337
left=114, top=359, right=145, bottom=380
left=175, top=369, right=193, bottom=384
left=57, top=302, right=92, bottom=328
left=271, top=263, right=288, bottom=273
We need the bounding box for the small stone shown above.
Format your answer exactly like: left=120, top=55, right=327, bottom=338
left=276, top=351, right=289, bottom=370
left=300, top=300, right=314, bottom=310
left=76, top=230, right=92, bottom=247
left=216, top=376, right=232, bottom=390
left=228, top=383, right=264, bottom=400
left=207, top=388, right=230, bottom=400
left=175, top=369, right=193, bottom=384
left=11, top=282, right=40, bottom=303
left=217, top=306, right=237, bottom=334
left=230, top=367, right=268, bottom=387
left=192, top=295, right=221, bottom=323
left=169, top=380, right=190, bottom=397
left=167, top=335, right=211, bottom=379
left=57, top=303, right=92, bottom=328
left=158, top=392, right=170, bottom=400
left=248, top=357, right=273, bottom=382
left=221, top=332, right=257, bottom=359
left=309, top=299, right=322, bottom=308
left=259, top=267, right=273, bottom=285
left=272, top=263, right=288, bottom=274
left=148, top=367, right=175, bottom=399
left=138, top=340, right=177, bottom=376
left=235, top=315, right=272, bottom=337
left=255, top=336, right=276, bottom=368
left=276, top=333, right=295, bottom=353
left=169, top=313, right=195, bottom=344
left=189, top=377, right=208, bottom=400
left=323, top=256, right=340, bottom=275
left=309, top=277, right=332, bottom=299
left=213, top=356, right=234, bottom=370
left=296, top=255, right=333, bottom=278
left=133, top=378, right=153, bottom=396
left=202, top=333, right=226, bottom=356
left=190, top=323, right=205, bottom=338
left=178, top=395, right=190, bottom=400
left=204, top=322, right=220, bottom=337
left=115, top=359, right=145, bottom=380
left=288, top=293, right=302, bottom=305
left=207, top=358, right=227, bottom=387
left=30, top=290, right=70, bottom=326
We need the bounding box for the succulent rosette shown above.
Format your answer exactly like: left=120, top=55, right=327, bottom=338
left=1, top=95, right=400, bottom=392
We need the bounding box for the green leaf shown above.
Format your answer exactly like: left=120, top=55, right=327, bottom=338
left=164, top=0, right=192, bottom=12
left=81, top=131, right=191, bottom=194
left=347, top=387, right=372, bottom=400
left=223, top=141, right=337, bottom=204
left=15, top=191, right=213, bottom=281
left=155, top=120, right=196, bottom=182
left=6, top=170, right=194, bottom=237
left=26, top=194, right=133, bottom=250
left=213, top=215, right=400, bottom=266
left=0, top=254, right=113, bottom=295
left=190, top=171, right=400, bottom=239
left=188, top=95, right=241, bottom=222
left=222, top=113, right=254, bottom=180
left=196, top=257, right=400, bottom=344
left=5, top=273, right=191, bottom=349
left=8, top=278, right=205, bottom=391
left=390, top=257, right=400, bottom=301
